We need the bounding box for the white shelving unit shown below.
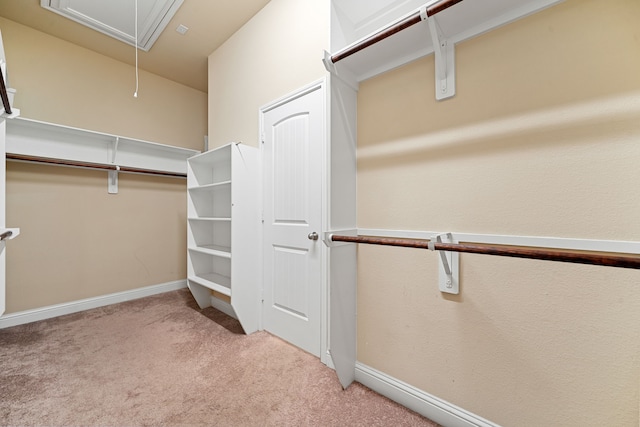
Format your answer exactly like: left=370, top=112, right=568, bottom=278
left=324, top=0, right=567, bottom=389
left=6, top=117, right=198, bottom=174
left=327, top=0, right=563, bottom=95
left=186, top=142, right=260, bottom=334
left=5, top=117, right=199, bottom=193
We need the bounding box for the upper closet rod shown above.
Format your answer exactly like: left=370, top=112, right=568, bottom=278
left=6, top=153, right=186, bottom=178
left=0, top=67, right=12, bottom=115
left=330, top=0, right=464, bottom=63
left=330, top=234, right=640, bottom=270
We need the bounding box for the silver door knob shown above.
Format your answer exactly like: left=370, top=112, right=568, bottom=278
left=308, top=232, right=319, bottom=241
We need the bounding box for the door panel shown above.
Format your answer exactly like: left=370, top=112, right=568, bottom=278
left=273, top=245, right=309, bottom=319
left=273, top=114, right=309, bottom=224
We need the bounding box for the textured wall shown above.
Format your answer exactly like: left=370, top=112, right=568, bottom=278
left=1, top=17, right=206, bottom=313
left=0, top=17, right=206, bottom=150
left=207, top=0, right=329, bottom=149
left=6, top=163, right=187, bottom=312
left=356, top=0, right=640, bottom=425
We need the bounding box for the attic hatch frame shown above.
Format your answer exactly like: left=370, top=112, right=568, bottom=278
left=40, top=0, right=185, bottom=52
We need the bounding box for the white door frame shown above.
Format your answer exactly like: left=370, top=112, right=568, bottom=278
left=0, top=28, right=21, bottom=315
left=259, top=77, right=331, bottom=367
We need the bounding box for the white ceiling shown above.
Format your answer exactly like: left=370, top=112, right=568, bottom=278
left=0, top=0, right=272, bottom=92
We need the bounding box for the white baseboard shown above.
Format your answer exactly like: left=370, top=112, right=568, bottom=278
left=0, top=279, right=187, bottom=329
left=355, top=362, right=500, bottom=427
left=210, top=295, right=237, bottom=320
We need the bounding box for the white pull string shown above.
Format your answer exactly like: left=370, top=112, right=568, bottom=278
left=133, top=0, right=139, bottom=98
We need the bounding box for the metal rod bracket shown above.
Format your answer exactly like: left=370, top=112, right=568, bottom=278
left=323, top=50, right=359, bottom=92
left=108, top=137, right=120, bottom=194
left=0, top=228, right=20, bottom=242
left=324, top=229, right=357, bottom=248
left=426, top=16, right=456, bottom=101
left=108, top=166, right=119, bottom=194
left=430, top=233, right=459, bottom=294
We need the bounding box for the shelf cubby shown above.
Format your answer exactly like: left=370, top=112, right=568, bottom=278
left=186, top=143, right=260, bottom=334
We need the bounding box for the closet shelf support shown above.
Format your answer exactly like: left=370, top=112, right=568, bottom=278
left=429, top=233, right=459, bottom=294
left=108, top=137, right=120, bottom=194
left=425, top=13, right=456, bottom=100
left=108, top=166, right=119, bottom=194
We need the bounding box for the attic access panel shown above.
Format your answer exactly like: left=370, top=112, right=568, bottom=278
left=41, top=0, right=184, bottom=52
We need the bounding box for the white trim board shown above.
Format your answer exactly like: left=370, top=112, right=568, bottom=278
left=0, top=279, right=187, bottom=329
left=355, top=362, right=500, bottom=427
left=210, top=295, right=237, bottom=320
left=357, top=228, right=640, bottom=255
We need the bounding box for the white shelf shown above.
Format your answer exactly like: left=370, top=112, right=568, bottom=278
left=330, top=0, right=563, bottom=84
left=189, top=215, right=231, bottom=221
left=6, top=117, right=198, bottom=175
left=188, top=274, right=231, bottom=296
left=188, top=245, right=231, bottom=259
left=187, top=181, right=232, bottom=192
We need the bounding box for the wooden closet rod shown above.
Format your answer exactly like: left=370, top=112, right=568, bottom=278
left=330, top=234, right=640, bottom=270
left=6, top=153, right=187, bottom=178
left=330, top=0, right=464, bottom=64
left=0, top=68, right=12, bottom=115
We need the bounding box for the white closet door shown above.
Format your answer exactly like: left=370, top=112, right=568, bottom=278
left=261, top=84, right=324, bottom=357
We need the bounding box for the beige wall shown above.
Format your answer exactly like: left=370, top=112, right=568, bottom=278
left=1, top=17, right=207, bottom=313
left=6, top=163, right=187, bottom=312
left=357, top=0, right=640, bottom=426
left=208, top=0, right=329, bottom=149
left=0, top=17, right=206, bottom=150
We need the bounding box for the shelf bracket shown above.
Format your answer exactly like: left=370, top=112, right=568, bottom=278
left=428, top=233, right=459, bottom=294
left=423, top=12, right=456, bottom=101
left=110, top=136, right=119, bottom=164
left=107, top=137, right=120, bottom=194
left=108, top=165, right=119, bottom=194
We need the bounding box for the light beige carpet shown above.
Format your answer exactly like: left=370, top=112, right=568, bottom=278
left=0, top=289, right=438, bottom=426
